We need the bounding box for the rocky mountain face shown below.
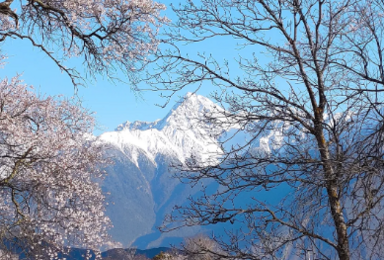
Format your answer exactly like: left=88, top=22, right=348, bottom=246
left=99, top=93, right=229, bottom=249
left=99, top=93, right=288, bottom=249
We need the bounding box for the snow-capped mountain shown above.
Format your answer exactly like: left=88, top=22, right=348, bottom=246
left=99, top=93, right=230, bottom=248
left=99, top=93, right=289, bottom=249
left=100, top=93, right=225, bottom=168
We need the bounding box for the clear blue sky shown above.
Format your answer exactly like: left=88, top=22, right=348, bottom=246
left=0, top=0, right=263, bottom=135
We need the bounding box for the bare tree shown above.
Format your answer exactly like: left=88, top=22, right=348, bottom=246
left=144, top=0, right=384, bottom=259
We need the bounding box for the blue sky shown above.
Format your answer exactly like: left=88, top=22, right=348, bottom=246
left=0, top=0, right=222, bottom=135
left=0, top=0, right=268, bottom=135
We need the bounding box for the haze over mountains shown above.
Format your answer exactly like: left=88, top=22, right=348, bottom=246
left=98, top=93, right=285, bottom=249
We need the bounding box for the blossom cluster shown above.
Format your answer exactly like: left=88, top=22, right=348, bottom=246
left=0, top=0, right=167, bottom=82
left=0, top=77, right=110, bottom=259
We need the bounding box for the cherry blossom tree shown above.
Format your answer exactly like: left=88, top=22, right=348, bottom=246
left=0, top=76, right=110, bottom=259
left=0, top=0, right=166, bottom=258
left=0, top=0, right=167, bottom=86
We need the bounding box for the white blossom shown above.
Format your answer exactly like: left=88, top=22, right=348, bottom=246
left=0, top=0, right=167, bottom=86
left=0, top=76, right=111, bottom=259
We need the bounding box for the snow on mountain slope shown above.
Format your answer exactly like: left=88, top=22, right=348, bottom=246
left=98, top=92, right=376, bottom=249
left=98, top=93, right=291, bottom=248
left=99, top=93, right=233, bottom=247
left=100, top=93, right=225, bottom=168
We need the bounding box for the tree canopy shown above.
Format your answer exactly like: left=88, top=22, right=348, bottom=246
left=0, top=0, right=167, bottom=86
left=0, top=0, right=167, bottom=258
left=0, top=76, right=110, bottom=259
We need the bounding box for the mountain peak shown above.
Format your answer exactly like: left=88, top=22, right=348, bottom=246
left=171, top=92, right=216, bottom=112
left=160, top=92, right=220, bottom=129
left=100, top=93, right=225, bottom=169
left=115, top=93, right=219, bottom=132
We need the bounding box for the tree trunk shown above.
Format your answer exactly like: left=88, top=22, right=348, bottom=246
left=315, top=123, right=350, bottom=260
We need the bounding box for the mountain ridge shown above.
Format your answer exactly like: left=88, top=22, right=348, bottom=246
left=99, top=93, right=228, bottom=248
left=100, top=93, right=225, bottom=168
left=98, top=92, right=282, bottom=248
